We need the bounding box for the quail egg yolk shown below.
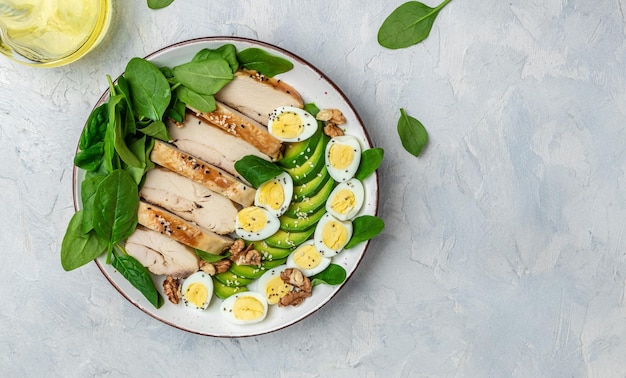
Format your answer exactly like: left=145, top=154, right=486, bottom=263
left=322, top=220, right=349, bottom=250
left=237, top=207, right=268, bottom=233
left=257, top=180, right=285, bottom=211
left=328, top=143, right=354, bottom=170
left=293, top=244, right=322, bottom=270
left=329, top=188, right=356, bottom=216
left=265, top=276, right=291, bottom=305
left=184, top=282, right=208, bottom=308
left=272, top=111, right=304, bottom=139
left=233, top=295, right=266, bottom=321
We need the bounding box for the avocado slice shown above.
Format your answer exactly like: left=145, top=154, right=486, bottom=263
left=228, top=257, right=288, bottom=279
left=264, top=227, right=315, bottom=249
left=214, top=271, right=255, bottom=287
left=284, top=133, right=329, bottom=185
left=251, top=241, right=294, bottom=260
left=213, top=278, right=248, bottom=299
left=277, top=125, right=322, bottom=169
left=285, top=177, right=335, bottom=217
left=292, top=165, right=331, bottom=202
left=279, top=204, right=326, bottom=232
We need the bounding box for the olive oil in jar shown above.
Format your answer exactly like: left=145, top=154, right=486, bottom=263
left=0, top=0, right=111, bottom=67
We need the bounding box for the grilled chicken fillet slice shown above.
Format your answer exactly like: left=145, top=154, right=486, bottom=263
left=150, top=140, right=255, bottom=207
left=137, top=201, right=233, bottom=254
left=168, top=112, right=270, bottom=180
left=214, top=69, right=304, bottom=126
left=190, top=102, right=283, bottom=160
left=140, top=167, right=238, bottom=235
left=125, top=227, right=200, bottom=279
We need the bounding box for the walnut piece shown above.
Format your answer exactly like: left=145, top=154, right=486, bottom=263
left=199, top=259, right=231, bottom=276
left=316, top=109, right=334, bottom=122
left=229, top=239, right=262, bottom=266
left=324, top=123, right=344, bottom=137
left=229, top=239, right=245, bottom=255
left=213, top=259, right=232, bottom=273
left=279, top=290, right=312, bottom=307
left=199, top=261, right=215, bottom=275
left=317, top=108, right=346, bottom=125
left=277, top=268, right=313, bottom=307
left=163, top=275, right=181, bottom=305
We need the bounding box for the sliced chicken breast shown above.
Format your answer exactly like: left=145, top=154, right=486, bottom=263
left=140, top=167, right=238, bottom=235
left=150, top=140, right=255, bottom=207
left=137, top=201, right=234, bottom=255
left=191, top=102, right=283, bottom=160
left=125, top=227, right=199, bottom=279
left=168, top=112, right=270, bottom=180
left=214, top=69, right=304, bottom=126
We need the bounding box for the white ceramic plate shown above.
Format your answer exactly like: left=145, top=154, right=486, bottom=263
left=73, top=37, right=379, bottom=337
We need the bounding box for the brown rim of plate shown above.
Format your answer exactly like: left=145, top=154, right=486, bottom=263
left=71, top=36, right=380, bottom=337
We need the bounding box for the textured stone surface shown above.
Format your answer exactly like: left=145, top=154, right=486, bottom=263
left=1, top=0, right=626, bottom=376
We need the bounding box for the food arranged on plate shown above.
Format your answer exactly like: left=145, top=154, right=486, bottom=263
left=61, top=42, right=385, bottom=326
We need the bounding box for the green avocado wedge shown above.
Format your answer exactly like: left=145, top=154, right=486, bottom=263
left=277, top=125, right=322, bottom=169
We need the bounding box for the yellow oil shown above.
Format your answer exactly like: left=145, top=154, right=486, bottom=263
left=0, top=0, right=111, bottom=67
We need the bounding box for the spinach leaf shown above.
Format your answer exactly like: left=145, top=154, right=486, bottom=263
left=78, top=103, right=107, bottom=150
left=195, top=249, right=230, bottom=263
left=234, top=155, right=285, bottom=188
left=112, top=249, right=163, bottom=309
left=115, top=76, right=137, bottom=135
left=60, top=211, right=108, bottom=271
left=92, top=170, right=139, bottom=248
left=80, top=172, right=106, bottom=234
left=138, top=120, right=170, bottom=142
left=74, top=141, right=104, bottom=172
left=176, top=86, right=216, bottom=113
left=173, top=59, right=233, bottom=96
left=147, top=0, right=174, bottom=9
left=164, top=94, right=186, bottom=123
left=397, top=108, right=428, bottom=157
left=378, top=0, right=452, bottom=49
left=124, top=57, right=171, bottom=121
left=124, top=136, right=150, bottom=185
left=193, top=44, right=239, bottom=73
left=311, top=264, right=347, bottom=287
left=236, top=48, right=293, bottom=77
left=355, top=148, right=384, bottom=180
left=109, top=94, right=142, bottom=168
left=303, top=103, right=320, bottom=117
left=237, top=48, right=294, bottom=77
left=345, top=215, right=385, bottom=249
left=101, top=117, right=119, bottom=174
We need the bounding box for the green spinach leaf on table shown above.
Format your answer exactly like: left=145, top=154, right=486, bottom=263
left=378, top=0, right=453, bottom=49
left=147, top=0, right=175, bottom=10
left=397, top=108, right=428, bottom=157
